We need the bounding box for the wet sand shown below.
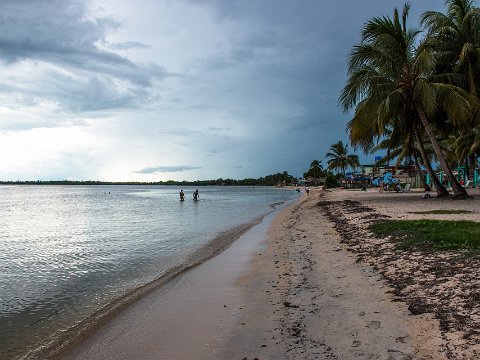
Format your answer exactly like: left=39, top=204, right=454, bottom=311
left=59, top=187, right=480, bottom=359
left=59, top=206, right=282, bottom=360
left=221, top=191, right=446, bottom=360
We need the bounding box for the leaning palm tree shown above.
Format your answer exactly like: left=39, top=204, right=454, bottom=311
left=422, top=0, right=480, bottom=185
left=326, top=140, right=360, bottom=176
left=346, top=70, right=450, bottom=195
left=372, top=130, right=434, bottom=191
left=347, top=85, right=448, bottom=193
left=445, top=126, right=480, bottom=177
left=340, top=3, right=477, bottom=196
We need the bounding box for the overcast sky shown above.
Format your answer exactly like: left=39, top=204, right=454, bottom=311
left=0, top=0, right=445, bottom=181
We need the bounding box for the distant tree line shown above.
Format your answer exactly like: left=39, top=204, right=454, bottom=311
left=0, top=171, right=296, bottom=187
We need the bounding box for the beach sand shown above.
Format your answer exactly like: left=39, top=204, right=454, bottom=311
left=313, top=187, right=480, bottom=360
left=58, top=187, right=480, bottom=359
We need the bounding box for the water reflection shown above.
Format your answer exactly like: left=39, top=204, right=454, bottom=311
left=0, top=185, right=298, bottom=359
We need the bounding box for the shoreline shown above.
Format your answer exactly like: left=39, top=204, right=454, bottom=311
left=33, top=187, right=480, bottom=359
left=58, top=199, right=295, bottom=360
left=220, top=190, right=448, bottom=359
left=20, top=212, right=271, bottom=360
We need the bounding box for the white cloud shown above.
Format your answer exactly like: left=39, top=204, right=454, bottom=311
left=0, top=125, right=111, bottom=180
left=0, top=0, right=166, bottom=114
left=134, top=165, right=202, bottom=174
left=0, top=0, right=445, bottom=181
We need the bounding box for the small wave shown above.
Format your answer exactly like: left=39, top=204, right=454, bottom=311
left=18, top=216, right=266, bottom=360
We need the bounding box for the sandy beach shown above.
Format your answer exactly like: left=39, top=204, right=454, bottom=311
left=57, top=187, right=480, bottom=360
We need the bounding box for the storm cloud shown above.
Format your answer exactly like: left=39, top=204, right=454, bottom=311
left=0, top=0, right=445, bottom=181
left=0, top=0, right=166, bottom=113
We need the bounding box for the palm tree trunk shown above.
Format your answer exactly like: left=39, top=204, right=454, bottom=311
left=412, top=150, right=431, bottom=191
left=415, top=104, right=467, bottom=196
left=465, top=157, right=470, bottom=181
left=413, top=127, right=449, bottom=196
left=409, top=135, right=431, bottom=191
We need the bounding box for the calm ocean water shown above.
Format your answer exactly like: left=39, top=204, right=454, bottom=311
left=0, top=185, right=299, bottom=359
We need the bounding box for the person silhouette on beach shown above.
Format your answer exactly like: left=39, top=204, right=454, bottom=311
left=193, top=189, right=199, bottom=201
left=179, top=190, right=185, bottom=201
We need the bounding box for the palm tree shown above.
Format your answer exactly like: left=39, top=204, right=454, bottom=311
left=326, top=140, right=360, bottom=176
left=340, top=3, right=477, bottom=196
left=304, top=160, right=324, bottom=178
left=422, top=0, right=480, bottom=178
left=412, top=124, right=449, bottom=193
left=422, top=0, right=480, bottom=97
left=445, top=127, right=480, bottom=178
left=345, top=70, right=449, bottom=195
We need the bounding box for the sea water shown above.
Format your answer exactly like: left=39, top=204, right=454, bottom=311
left=0, top=185, right=299, bottom=359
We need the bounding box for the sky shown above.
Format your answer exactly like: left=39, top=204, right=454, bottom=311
left=0, top=0, right=446, bottom=181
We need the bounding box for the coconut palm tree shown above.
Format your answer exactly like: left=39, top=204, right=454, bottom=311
left=326, top=140, right=360, bottom=176
left=445, top=127, right=480, bottom=178
left=422, top=0, right=480, bottom=177
left=304, top=160, right=324, bottom=178
left=340, top=3, right=478, bottom=196
left=346, top=79, right=449, bottom=195
left=422, top=0, right=480, bottom=97
left=412, top=123, right=455, bottom=191
left=422, top=0, right=480, bottom=184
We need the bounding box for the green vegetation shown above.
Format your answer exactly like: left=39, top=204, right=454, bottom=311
left=0, top=171, right=297, bottom=187
left=408, top=210, right=473, bottom=215
left=325, top=172, right=341, bottom=188
left=302, top=140, right=358, bottom=188
left=370, top=219, right=480, bottom=252
left=301, top=158, right=342, bottom=188
left=303, top=160, right=325, bottom=179
left=339, top=0, right=480, bottom=197
left=325, top=140, right=360, bottom=176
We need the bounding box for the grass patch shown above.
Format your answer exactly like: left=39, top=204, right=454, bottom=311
left=408, top=209, right=473, bottom=215
left=369, top=219, right=480, bottom=252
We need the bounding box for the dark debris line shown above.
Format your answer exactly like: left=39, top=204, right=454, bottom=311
left=317, top=200, right=480, bottom=360
left=275, top=205, right=338, bottom=360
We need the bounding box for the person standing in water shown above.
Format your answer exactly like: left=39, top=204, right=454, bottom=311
left=179, top=190, right=185, bottom=201
left=193, top=189, right=199, bottom=201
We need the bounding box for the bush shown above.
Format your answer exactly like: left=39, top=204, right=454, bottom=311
left=325, top=173, right=340, bottom=188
